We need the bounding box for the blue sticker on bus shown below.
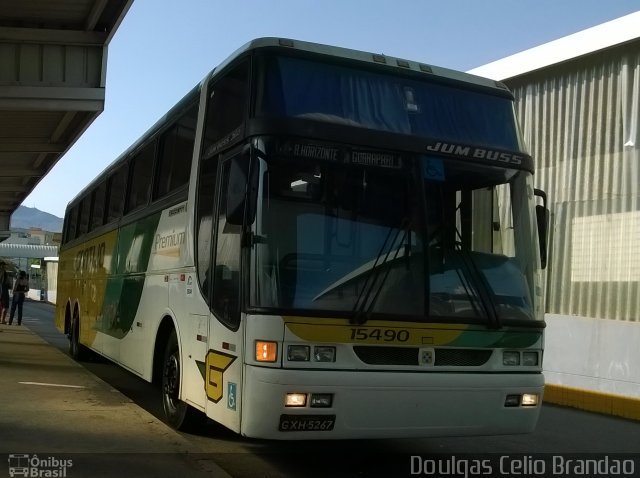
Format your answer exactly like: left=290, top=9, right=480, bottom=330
left=228, top=382, right=237, bottom=410
left=423, top=158, right=445, bottom=181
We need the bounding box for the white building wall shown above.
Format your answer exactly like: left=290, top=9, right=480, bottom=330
left=501, top=42, right=640, bottom=397
left=544, top=315, right=640, bottom=397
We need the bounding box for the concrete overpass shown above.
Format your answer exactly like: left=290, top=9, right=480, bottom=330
left=0, top=0, right=133, bottom=240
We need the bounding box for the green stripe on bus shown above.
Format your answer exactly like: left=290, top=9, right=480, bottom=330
left=449, top=330, right=542, bottom=348
left=98, top=212, right=162, bottom=338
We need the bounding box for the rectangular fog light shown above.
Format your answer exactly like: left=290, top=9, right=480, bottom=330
left=521, top=393, right=539, bottom=407
left=503, top=351, right=520, bottom=366
left=523, top=351, right=539, bottom=366
left=314, top=346, right=336, bottom=362
left=285, top=393, right=307, bottom=407
left=288, top=345, right=310, bottom=361
left=310, top=393, right=333, bottom=408
left=504, top=394, right=521, bottom=407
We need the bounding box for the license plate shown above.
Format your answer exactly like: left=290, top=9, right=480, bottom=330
left=279, top=414, right=336, bottom=432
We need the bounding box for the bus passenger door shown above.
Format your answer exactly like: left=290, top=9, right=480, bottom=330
left=198, top=151, right=248, bottom=433
left=198, top=59, right=250, bottom=432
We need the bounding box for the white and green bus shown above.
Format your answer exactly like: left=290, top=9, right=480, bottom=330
left=56, top=38, right=549, bottom=439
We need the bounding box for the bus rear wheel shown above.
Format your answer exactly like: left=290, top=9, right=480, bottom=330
left=161, top=330, right=203, bottom=431
left=69, top=314, right=88, bottom=361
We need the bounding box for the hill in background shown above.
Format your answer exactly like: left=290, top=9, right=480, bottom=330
left=10, top=206, right=63, bottom=232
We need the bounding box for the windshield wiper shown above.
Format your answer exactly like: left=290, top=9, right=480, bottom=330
left=453, top=241, right=500, bottom=328
left=351, top=218, right=410, bottom=325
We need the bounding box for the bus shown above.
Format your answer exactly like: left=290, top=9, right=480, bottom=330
left=56, top=37, right=549, bottom=439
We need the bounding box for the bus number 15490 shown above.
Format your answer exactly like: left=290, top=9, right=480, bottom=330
left=349, top=328, right=409, bottom=342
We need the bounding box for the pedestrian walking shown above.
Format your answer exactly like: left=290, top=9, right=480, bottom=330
left=9, top=270, right=29, bottom=326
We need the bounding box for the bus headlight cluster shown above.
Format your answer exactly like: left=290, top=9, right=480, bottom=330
left=502, top=351, right=539, bottom=366
left=505, top=393, right=539, bottom=407
left=285, top=392, right=333, bottom=408
left=287, top=345, right=336, bottom=362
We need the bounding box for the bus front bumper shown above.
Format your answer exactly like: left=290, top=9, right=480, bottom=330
left=239, top=366, right=544, bottom=440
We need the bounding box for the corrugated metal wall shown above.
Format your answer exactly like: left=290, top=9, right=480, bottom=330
left=507, top=42, right=640, bottom=321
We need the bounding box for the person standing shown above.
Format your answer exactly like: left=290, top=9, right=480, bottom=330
left=9, top=270, right=29, bottom=326
left=0, top=267, right=10, bottom=324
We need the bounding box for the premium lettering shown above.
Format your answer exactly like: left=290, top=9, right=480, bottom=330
left=155, top=231, right=185, bottom=251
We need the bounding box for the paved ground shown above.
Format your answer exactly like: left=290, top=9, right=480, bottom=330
left=5, top=302, right=640, bottom=478
left=0, top=321, right=232, bottom=478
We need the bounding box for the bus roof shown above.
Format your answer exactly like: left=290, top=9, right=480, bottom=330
left=66, top=37, right=511, bottom=211
left=210, top=37, right=510, bottom=93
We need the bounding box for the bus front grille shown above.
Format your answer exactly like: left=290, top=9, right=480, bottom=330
left=352, top=346, right=492, bottom=366
left=434, top=348, right=492, bottom=366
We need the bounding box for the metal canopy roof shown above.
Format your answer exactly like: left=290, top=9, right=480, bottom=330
left=0, top=242, right=57, bottom=259
left=0, top=0, right=133, bottom=240
left=468, top=11, right=640, bottom=81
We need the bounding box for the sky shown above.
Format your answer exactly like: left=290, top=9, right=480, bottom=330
left=22, top=0, right=640, bottom=218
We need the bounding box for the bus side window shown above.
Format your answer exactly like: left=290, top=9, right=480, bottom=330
left=155, top=102, right=198, bottom=200
left=77, top=196, right=91, bottom=237
left=106, top=165, right=128, bottom=223
left=126, top=141, right=156, bottom=213
left=66, top=206, right=78, bottom=242
left=202, top=59, right=249, bottom=157
left=91, top=181, right=107, bottom=230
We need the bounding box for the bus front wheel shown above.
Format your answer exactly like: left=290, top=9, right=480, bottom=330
left=161, top=330, right=202, bottom=430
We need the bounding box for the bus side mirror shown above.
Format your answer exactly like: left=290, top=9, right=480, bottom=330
left=226, top=153, right=258, bottom=226
left=534, top=188, right=549, bottom=269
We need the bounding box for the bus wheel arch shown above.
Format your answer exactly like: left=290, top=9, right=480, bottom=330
left=157, top=318, right=203, bottom=430
left=69, top=303, right=88, bottom=361
left=64, top=301, right=73, bottom=336
left=153, top=316, right=176, bottom=386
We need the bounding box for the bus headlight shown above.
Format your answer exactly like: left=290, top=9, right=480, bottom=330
left=314, top=346, right=336, bottom=362
left=285, top=393, right=307, bottom=407
left=288, top=345, right=310, bottom=361
left=504, top=393, right=540, bottom=407
left=523, top=351, right=539, bottom=366
left=503, top=351, right=520, bottom=366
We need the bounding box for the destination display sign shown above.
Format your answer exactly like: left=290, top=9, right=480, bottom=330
left=282, top=142, right=343, bottom=162
left=277, top=140, right=404, bottom=170
left=350, top=150, right=403, bottom=169
left=274, top=138, right=532, bottom=171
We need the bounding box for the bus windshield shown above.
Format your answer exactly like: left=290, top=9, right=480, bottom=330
left=256, top=55, right=525, bottom=152
left=249, top=151, right=542, bottom=324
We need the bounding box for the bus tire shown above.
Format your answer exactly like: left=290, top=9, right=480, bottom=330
left=161, top=329, right=203, bottom=431
left=69, top=314, right=89, bottom=361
